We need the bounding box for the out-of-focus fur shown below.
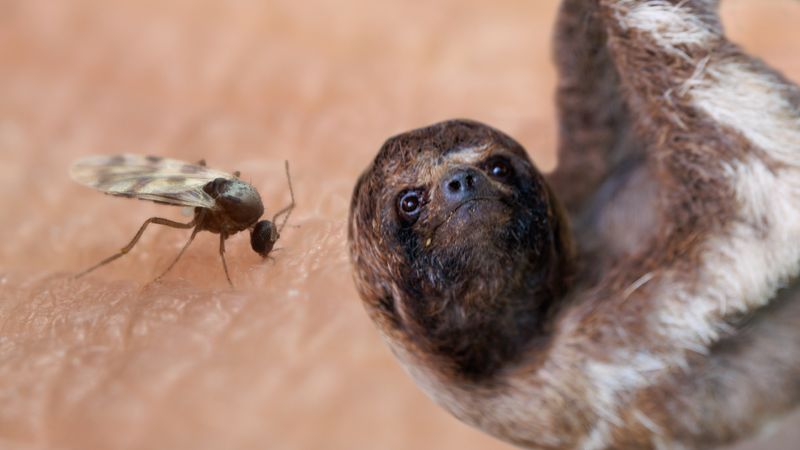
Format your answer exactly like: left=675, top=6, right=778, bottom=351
left=349, top=1, right=800, bottom=449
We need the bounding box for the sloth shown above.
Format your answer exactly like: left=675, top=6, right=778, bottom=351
left=349, top=1, right=800, bottom=449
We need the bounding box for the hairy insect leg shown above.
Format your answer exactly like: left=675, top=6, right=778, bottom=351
left=218, top=234, right=233, bottom=288
left=153, top=226, right=201, bottom=283
left=75, top=217, right=196, bottom=279
left=272, top=160, right=296, bottom=233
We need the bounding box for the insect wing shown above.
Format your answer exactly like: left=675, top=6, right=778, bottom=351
left=70, top=154, right=234, bottom=208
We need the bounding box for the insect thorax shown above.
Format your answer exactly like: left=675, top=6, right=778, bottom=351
left=200, top=178, right=265, bottom=234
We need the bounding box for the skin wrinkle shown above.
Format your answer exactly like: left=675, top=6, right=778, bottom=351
left=0, top=1, right=799, bottom=450
left=36, top=282, right=242, bottom=446
left=43, top=343, right=92, bottom=445
left=48, top=284, right=131, bottom=440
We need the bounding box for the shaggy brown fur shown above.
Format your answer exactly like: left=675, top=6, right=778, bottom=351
left=349, top=0, right=800, bottom=449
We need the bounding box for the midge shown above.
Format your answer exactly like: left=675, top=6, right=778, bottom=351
left=70, top=154, right=295, bottom=287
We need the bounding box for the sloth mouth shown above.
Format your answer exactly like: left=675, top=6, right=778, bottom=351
left=430, top=197, right=507, bottom=238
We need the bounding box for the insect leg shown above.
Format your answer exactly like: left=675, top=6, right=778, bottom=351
left=76, top=217, right=196, bottom=279
left=154, top=226, right=201, bottom=282
left=272, top=160, right=296, bottom=234
left=218, top=234, right=233, bottom=288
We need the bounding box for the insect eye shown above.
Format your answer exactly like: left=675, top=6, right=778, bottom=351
left=486, top=157, right=513, bottom=180
left=396, top=190, right=424, bottom=225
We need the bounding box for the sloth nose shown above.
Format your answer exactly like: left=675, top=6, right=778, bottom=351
left=441, top=168, right=487, bottom=205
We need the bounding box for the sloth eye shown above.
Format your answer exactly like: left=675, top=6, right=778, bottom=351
left=397, top=190, right=424, bottom=225
left=486, top=157, right=513, bottom=180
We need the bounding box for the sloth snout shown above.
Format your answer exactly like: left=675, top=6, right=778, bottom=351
left=441, top=168, right=490, bottom=207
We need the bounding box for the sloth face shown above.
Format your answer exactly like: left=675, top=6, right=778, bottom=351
left=349, top=120, right=571, bottom=379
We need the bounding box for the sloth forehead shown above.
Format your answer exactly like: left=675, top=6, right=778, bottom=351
left=360, top=119, right=532, bottom=202
left=381, top=144, right=494, bottom=187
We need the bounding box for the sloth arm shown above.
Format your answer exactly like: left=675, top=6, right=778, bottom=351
left=589, top=0, right=800, bottom=444
left=633, top=283, right=800, bottom=447
left=490, top=1, right=800, bottom=448
left=546, top=0, right=658, bottom=263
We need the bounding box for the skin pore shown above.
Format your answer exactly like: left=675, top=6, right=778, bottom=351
left=1, top=1, right=798, bottom=449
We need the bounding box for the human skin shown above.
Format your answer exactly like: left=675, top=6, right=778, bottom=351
left=0, top=1, right=799, bottom=449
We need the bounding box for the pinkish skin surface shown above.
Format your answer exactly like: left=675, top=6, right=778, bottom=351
left=0, top=1, right=799, bottom=449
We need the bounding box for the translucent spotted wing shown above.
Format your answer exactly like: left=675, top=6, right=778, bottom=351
left=70, top=154, right=235, bottom=208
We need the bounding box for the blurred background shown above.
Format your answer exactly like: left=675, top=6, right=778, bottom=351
left=1, top=0, right=799, bottom=449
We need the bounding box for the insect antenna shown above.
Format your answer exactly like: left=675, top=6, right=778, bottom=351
left=272, top=160, right=296, bottom=234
